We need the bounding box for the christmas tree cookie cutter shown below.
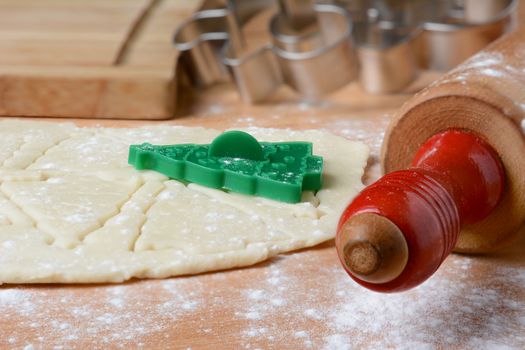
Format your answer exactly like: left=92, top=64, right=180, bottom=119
left=128, top=130, right=323, bottom=203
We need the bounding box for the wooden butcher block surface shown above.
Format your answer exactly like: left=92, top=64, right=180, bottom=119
left=1, top=4, right=525, bottom=350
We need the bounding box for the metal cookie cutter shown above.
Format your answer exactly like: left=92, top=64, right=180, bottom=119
left=174, top=0, right=517, bottom=102
left=419, top=0, right=518, bottom=71
left=338, top=0, right=517, bottom=93
left=174, top=0, right=357, bottom=103
left=353, top=9, right=421, bottom=94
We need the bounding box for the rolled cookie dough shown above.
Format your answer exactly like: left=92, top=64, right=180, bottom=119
left=0, top=120, right=368, bottom=283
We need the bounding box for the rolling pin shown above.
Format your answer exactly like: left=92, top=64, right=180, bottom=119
left=336, top=26, right=525, bottom=293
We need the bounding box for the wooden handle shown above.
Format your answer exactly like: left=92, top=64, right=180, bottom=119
left=382, top=26, right=525, bottom=253
left=336, top=130, right=504, bottom=292
left=336, top=27, right=525, bottom=292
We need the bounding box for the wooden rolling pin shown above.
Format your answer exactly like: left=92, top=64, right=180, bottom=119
left=336, top=27, right=525, bottom=293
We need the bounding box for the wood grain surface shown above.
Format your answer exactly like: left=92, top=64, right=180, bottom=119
left=0, top=0, right=198, bottom=119
left=1, top=2, right=525, bottom=350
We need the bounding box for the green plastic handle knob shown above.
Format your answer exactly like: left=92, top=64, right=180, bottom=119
left=209, top=130, right=264, bottom=160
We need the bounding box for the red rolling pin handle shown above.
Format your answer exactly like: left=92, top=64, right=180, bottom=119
left=335, top=129, right=505, bottom=293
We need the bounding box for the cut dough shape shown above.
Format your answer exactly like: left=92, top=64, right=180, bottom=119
left=0, top=120, right=368, bottom=284
left=2, top=174, right=141, bottom=249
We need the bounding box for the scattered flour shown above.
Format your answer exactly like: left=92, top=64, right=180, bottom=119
left=328, top=118, right=389, bottom=154
left=0, top=222, right=524, bottom=350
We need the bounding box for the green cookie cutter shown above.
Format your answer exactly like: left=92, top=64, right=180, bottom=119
left=128, top=130, right=323, bottom=203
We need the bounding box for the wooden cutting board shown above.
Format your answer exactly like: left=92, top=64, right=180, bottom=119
left=0, top=3, right=524, bottom=350
left=0, top=0, right=199, bottom=119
